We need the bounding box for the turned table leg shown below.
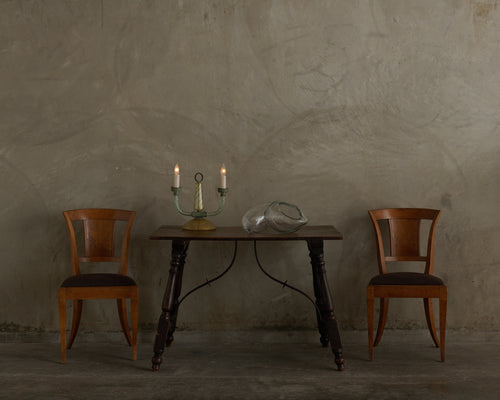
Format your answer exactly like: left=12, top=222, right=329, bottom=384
left=311, top=255, right=329, bottom=348
left=307, top=239, right=345, bottom=371
left=152, top=240, right=189, bottom=371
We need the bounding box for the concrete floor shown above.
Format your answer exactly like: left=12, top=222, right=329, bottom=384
left=0, top=330, right=499, bottom=400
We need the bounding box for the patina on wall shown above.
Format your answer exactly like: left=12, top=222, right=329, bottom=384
left=1, top=0, right=499, bottom=333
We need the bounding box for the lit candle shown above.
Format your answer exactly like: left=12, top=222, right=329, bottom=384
left=173, top=164, right=180, bottom=187
left=220, top=164, right=227, bottom=188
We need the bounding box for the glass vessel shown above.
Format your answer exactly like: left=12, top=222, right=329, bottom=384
left=241, top=203, right=269, bottom=233
left=242, top=201, right=307, bottom=233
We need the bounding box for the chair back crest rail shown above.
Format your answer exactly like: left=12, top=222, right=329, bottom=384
left=63, top=209, right=135, bottom=276
left=368, top=208, right=441, bottom=275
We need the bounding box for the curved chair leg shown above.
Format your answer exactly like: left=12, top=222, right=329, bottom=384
left=58, top=289, right=67, bottom=363
left=367, top=287, right=375, bottom=360
left=424, top=298, right=439, bottom=347
left=117, top=298, right=133, bottom=346
left=439, top=289, right=447, bottom=362
left=374, top=298, right=389, bottom=346
left=67, top=300, right=83, bottom=349
left=131, top=289, right=139, bottom=361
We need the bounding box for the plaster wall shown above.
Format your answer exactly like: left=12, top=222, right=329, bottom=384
left=1, top=0, right=499, bottom=334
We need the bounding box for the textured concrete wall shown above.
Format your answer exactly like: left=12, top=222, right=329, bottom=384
left=1, top=0, right=499, bottom=334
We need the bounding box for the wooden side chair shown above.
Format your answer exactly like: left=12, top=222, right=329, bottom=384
left=366, top=208, right=447, bottom=362
left=58, top=209, right=138, bottom=363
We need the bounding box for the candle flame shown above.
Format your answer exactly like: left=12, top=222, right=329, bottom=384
left=221, top=164, right=226, bottom=175
left=174, top=164, right=180, bottom=175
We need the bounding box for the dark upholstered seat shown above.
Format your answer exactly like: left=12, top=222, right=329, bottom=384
left=61, top=273, right=136, bottom=288
left=369, top=272, right=444, bottom=286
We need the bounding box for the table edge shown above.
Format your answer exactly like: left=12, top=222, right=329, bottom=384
left=149, top=225, right=343, bottom=241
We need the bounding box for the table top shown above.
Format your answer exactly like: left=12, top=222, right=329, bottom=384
left=149, top=225, right=343, bottom=241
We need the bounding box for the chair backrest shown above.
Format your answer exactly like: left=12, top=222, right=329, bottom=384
left=63, top=209, right=136, bottom=276
left=368, top=208, right=441, bottom=275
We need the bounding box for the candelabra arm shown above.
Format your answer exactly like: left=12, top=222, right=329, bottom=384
left=171, top=187, right=195, bottom=216
left=206, top=188, right=228, bottom=217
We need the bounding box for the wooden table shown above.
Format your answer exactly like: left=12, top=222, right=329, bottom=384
left=149, top=225, right=345, bottom=371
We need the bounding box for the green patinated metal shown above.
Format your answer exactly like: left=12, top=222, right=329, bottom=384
left=171, top=174, right=228, bottom=221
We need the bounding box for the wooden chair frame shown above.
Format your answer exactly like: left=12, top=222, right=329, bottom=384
left=367, top=208, right=447, bottom=362
left=58, top=209, right=138, bottom=363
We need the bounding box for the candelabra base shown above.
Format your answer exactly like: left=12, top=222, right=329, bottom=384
left=182, top=218, right=216, bottom=231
